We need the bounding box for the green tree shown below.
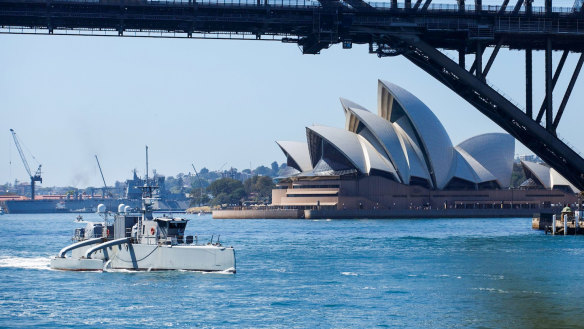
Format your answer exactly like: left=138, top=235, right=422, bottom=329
left=189, top=188, right=210, bottom=206
left=211, top=192, right=230, bottom=206
left=206, top=178, right=247, bottom=206
left=270, top=161, right=279, bottom=176
left=254, top=165, right=271, bottom=176
left=243, top=176, right=275, bottom=203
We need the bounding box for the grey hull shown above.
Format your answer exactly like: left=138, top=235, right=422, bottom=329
left=51, top=241, right=235, bottom=272
left=50, top=257, right=104, bottom=271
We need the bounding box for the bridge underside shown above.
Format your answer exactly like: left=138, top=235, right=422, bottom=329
left=2, top=0, right=584, bottom=189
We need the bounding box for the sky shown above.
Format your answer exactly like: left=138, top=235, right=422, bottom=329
left=2, top=13, right=584, bottom=188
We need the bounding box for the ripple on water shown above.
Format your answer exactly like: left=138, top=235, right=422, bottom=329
left=0, top=215, right=582, bottom=328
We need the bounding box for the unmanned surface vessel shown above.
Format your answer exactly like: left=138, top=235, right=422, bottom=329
left=50, top=148, right=235, bottom=272
left=51, top=191, right=235, bottom=272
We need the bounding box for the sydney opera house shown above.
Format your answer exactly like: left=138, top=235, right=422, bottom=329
left=271, top=80, right=578, bottom=211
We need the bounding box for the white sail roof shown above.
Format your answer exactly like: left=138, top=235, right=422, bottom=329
left=521, top=160, right=579, bottom=193
left=521, top=160, right=552, bottom=188
left=550, top=168, right=580, bottom=193
left=306, top=125, right=367, bottom=173
left=357, top=135, right=399, bottom=179
left=393, top=124, right=432, bottom=185
left=454, top=148, right=498, bottom=184
left=457, top=133, right=515, bottom=188
left=276, top=141, right=313, bottom=172
left=378, top=80, right=455, bottom=189
left=305, top=125, right=399, bottom=178
left=344, top=105, right=410, bottom=184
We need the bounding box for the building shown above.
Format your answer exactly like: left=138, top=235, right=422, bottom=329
left=520, top=160, right=579, bottom=193
left=272, top=80, right=577, bottom=211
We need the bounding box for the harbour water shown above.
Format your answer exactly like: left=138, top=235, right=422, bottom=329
left=1, top=214, right=583, bottom=328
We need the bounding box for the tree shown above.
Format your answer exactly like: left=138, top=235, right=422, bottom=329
left=189, top=188, right=210, bottom=206
left=200, top=167, right=209, bottom=174
left=243, top=175, right=275, bottom=203
left=271, top=161, right=279, bottom=176
left=254, top=165, right=271, bottom=176
left=210, top=192, right=230, bottom=206
left=206, top=178, right=247, bottom=206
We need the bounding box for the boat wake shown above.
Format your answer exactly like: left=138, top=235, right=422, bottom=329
left=0, top=256, right=51, bottom=270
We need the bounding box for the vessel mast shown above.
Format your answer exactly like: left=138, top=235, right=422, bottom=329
left=9, top=129, right=42, bottom=200
left=140, top=145, right=155, bottom=220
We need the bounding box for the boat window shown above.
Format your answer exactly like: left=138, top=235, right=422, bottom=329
left=142, top=225, right=145, bottom=234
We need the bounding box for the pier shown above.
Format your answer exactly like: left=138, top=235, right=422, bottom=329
left=532, top=208, right=584, bottom=235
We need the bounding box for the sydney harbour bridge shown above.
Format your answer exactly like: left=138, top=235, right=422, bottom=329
left=2, top=0, right=584, bottom=189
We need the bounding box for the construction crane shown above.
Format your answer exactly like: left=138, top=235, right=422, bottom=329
left=94, top=155, right=109, bottom=199
left=10, top=129, right=42, bottom=200
left=191, top=164, right=205, bottom=206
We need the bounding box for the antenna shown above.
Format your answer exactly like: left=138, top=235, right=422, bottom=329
left=145, top=145, right=149, bottom=184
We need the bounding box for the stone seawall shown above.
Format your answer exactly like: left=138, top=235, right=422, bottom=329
left=213, top=208, right=555, bottom=219
left=213, top=209, right=304, bottom=219
left=304, top=208, right=551, bottom=219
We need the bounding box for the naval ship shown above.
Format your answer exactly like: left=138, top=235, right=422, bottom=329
left=2, top=171, right=189, bottom=214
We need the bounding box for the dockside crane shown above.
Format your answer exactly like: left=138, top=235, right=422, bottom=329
left=192, top=164, right=205, bottom=206
left=94, top=155, right=109, bottom=198
left=10, top=129, right=42, bottom=200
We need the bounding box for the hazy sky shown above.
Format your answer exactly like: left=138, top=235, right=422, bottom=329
left=2, top=22, right=584, bottom=188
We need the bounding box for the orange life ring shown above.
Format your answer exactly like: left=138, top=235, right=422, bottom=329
left=106, top=229, right=110, bottom=236
left=150, top=227, right=156, bottom=235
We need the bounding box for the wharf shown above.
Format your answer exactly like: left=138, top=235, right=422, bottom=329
left=532, top=212, right=584, bottom=235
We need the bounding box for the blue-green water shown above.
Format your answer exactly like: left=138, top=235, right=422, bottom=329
left=0, top=214, right=583, bottom=328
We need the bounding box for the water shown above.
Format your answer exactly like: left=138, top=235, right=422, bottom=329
left=0, top=214, right=583, bottom=328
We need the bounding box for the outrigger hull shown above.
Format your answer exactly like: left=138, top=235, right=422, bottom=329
left=50, top=257, right=104, bottom=271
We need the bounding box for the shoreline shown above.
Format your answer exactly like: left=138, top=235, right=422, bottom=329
left=213, top=207, right=554, bottom=219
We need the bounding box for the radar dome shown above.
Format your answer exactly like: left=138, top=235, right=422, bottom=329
left=97, top=204, right=106, bottom=213
left=117, top=204, right=126, bottom=213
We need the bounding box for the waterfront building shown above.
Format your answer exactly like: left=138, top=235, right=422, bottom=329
left=272, top=80, right=577, bottom=211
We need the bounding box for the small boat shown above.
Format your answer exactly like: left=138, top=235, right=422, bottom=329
left=51, top=190, right=235, bottom=272
left=50, top=148, right=235, bottom=272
